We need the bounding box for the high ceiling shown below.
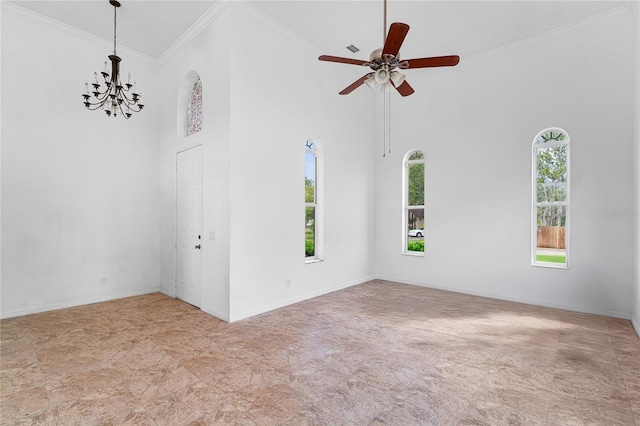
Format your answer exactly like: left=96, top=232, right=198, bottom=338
left=8, top=1, right=628, bottom=60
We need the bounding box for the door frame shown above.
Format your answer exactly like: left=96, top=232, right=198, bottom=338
left=175, top=143, right=204, bottom=306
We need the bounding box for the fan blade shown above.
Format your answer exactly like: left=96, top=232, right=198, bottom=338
left=382, top=22, right=410, bottom=57
left=392, top=80, right=415, bottom=97
left=402, top=55, right=460, bottom=69
left=339, top=74, right=373, bottom=95
left=319, top=55, right=369, bottom=66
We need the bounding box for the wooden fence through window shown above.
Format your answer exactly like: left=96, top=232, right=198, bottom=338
left=537, top=226, right=566, bottom=249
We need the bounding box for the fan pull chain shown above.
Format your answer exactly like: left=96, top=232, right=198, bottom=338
left=383, top=85, right=387, bottom=157
left=382, top=83, right=391, bottom=157
left=388, top=84, right=391, bottom=155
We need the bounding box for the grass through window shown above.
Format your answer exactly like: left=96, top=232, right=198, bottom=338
left=536, top=254, right=566, bottom=263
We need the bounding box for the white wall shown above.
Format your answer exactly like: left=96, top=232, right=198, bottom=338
left=375, top=9, right=636, bottom=318
left=1, top=5, right=163, bottom=317
left=156, top=3, right=233, bottom=320
left=2, top=2, right=637, bottom=325
left=156, top=4, right=377, bottom=322
left=226, top=5, right=376, bottom=321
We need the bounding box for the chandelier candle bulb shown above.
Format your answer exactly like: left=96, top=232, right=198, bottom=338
left=104, top=61, right=108, bottom=73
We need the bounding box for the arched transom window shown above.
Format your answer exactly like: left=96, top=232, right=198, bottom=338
left=186, top=77, right=202, bottom=136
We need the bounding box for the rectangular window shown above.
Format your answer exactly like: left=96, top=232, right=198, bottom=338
left=404, top=151, right=425, bottom=255
left=305, top=140, right=318, bottom=260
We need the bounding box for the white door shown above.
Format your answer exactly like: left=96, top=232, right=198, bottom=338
left=176, top=145, right=203, bottom=307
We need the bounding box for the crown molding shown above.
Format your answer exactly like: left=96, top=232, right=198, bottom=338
left=158, top=0, right=232, bottom=64
left=1, top=1, right=158, bottom=64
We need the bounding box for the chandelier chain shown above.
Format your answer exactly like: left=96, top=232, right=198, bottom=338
left=113, top=4, right=117, bottom=55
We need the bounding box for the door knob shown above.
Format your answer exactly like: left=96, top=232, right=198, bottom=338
left=195, top=244, right=201, bottom=249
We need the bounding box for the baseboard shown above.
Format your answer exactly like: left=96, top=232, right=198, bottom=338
left=632, top=314, right=640, bottom=338
left=0, top=287, right=160, bottom=319
left=201, top=305, right=230, bottom=323
left=158, top=286, right=175, bottom=298
left=228, top=275, right=375, bottom=323
left=375, top=275, right=632, bottom=320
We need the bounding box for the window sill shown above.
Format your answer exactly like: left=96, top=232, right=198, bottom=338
left=532, top=261, right=568, bottom=269
left=402, top=251, right=424, bottom=257
left=305, top=258, right=323, bottom=264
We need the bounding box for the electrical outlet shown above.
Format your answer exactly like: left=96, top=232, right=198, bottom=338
left=285, top=278, right=291, bottom=287
left=99, top=277, right=107, bottom=286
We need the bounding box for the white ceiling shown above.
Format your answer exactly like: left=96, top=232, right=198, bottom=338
left=8, top=1, right=628, bottom=60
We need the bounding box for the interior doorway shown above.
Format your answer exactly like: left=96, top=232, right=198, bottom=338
left=176, top=145, right=203, bottom=307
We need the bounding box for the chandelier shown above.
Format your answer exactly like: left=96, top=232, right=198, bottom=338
left=82, top=0, right=144, bottom=118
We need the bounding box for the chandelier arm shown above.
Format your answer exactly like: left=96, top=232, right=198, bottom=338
left=88, top=92, right=112, bottom=105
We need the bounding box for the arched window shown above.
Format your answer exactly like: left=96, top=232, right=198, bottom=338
left=186, top=76, right=202, bottom=136
left=305, top=139, right=322, bottom=261
left=403, top=150, right=425, bottom=255
left=532, top=128, right=569, bottom=268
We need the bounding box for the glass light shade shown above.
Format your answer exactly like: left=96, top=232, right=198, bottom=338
left=390, top=71, right=405, bottom=86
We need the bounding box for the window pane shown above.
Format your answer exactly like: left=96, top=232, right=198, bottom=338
left=409, top=151, right=424, bottom=161
left=305, top=152, right=315, bottom=203
left=407, top=208, right=424, bottom=252
left=408, top=162, right=424, bottom=206
left=536, top=145, right=567, bottom=203
left=305, top=206, right=315, bottom=257
left=535, top=205, right=566, bottom=265
left=536, top=130, right=567, bottom=145
left=306, top=139, right=316, bottom=151
left=187, top=77, right=202, bottom=136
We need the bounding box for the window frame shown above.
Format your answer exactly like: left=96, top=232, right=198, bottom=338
left=531, top=127, right=570, bottom=269
left=402, top=150, right=425, bottom=257
left=305, top=139, right=323, bottom=263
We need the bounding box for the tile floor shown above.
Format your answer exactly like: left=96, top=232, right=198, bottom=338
left=1, top=280, right=639, bottom=425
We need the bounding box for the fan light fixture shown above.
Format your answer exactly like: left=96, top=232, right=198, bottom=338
left=365, top=68, right=405, bottom=92
left=374, top=67, right=391, bottom=85
left=82, top=0, right=144, bottom=118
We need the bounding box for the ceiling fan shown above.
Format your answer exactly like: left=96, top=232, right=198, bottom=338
left=318, top=1, right=460, bottom=97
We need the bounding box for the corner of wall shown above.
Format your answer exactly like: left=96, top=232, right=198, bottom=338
left=633, top=0, right=640, bottom=337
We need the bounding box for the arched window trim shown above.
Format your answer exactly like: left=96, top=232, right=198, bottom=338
left=305, top=138, right=323, bottom=263
left=403, top=149, right=425, bottom=257
left=186, top=76, right=203, bottom=137
left=531, top=127, right=570, bottom=268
